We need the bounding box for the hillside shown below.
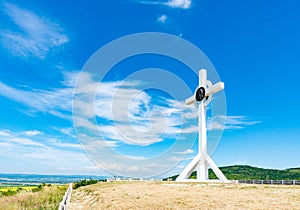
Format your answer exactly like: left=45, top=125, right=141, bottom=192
left=165, top=165, right=300, bottom=181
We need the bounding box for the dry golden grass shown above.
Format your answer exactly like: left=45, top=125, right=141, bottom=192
left=0, top=185, right=67, bottom=210
left=69, top=181, right=300, bottom=210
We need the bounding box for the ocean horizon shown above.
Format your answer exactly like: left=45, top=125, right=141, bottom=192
left=0, top=173, right=107, bottom=186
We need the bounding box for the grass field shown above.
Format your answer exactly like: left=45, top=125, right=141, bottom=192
left=68, top=181, right=300, bottom=210
left=0, top=185, right=67, bottom=210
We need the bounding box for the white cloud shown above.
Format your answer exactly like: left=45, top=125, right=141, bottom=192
left=123, top=155, right=147, bottom=160
left=10, top=137, right=47, bottom=147
left=72, top=72, right=185, bottom=146
left=85, top=165, right=101, bottom=171
left=59, top=128, right=76, bottom=137
left=0, top=130, right=47, bottom=148
left=169, top=156, right=184, bottom=161
left=0, top=3, right=68, bottom=59
left=24, top=130, right=43, bottom=136
left=136, top=0, right=192, bottom=9
left=157, top=14, right=167, bottom=23
left=225, top=116, right=261, bottom=127
left=0, top=81, right=73, bottom=119
left=0, top=128, right=100, bottom=174
left=0, top=130, right=11, bottom=137
left=208, top=115, right=262, bottom=130
left=61, top=71, right=79, bottom=87
left=55, top=142, right=82, bottom=149
left=168, top=149, right=194, bottom=162
left=175, top=149, right=194, bottom=155
left=95, top=84, right=184, bottom=145
left=0, top=129, right=77, bottom=149
left=0, top=71, right=260, bottom=150
left=167, top=0, right=191, bottom=9
left=94, top=84, right=180, bottom=145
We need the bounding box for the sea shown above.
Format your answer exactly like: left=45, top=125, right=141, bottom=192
left=0, top=173, right=107, bottom=186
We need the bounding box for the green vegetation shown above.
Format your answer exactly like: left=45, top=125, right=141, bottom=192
left=165, top=165, right=300, bottom=181
left=0, top=183, right=51, bottom=197
left=73, top=178, right=106, bottom=189
left=0, top=186, right=36, bottom=192
left=0, top=185, right=67, bottom=210
left=0, top=189, right=19, bottom=197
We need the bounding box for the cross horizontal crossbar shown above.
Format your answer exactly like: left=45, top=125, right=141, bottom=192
left=185, top=82, right=224, bottom=105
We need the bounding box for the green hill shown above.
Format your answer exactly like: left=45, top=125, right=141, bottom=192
left=165, top=165, right=300, bottom=181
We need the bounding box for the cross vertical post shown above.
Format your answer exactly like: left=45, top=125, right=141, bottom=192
left=176, top=69, right=228, bottom=182
left=197, top=69, right=208, bottom=181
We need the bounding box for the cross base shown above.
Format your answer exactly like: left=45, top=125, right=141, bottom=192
left=176, top=153, right=229, bottom=182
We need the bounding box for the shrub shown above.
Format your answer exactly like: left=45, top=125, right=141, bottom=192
left=74, top=178, right=101, bottom=189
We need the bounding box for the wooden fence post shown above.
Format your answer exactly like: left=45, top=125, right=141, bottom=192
left=58, top=183, right=72, bottom=210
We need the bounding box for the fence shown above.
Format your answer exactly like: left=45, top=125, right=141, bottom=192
left=238, top=180, right=300, bottom=185
left=58, top=183, right=72, bottom=210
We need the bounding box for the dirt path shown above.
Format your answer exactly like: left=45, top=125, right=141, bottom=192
left=68, top=182, right=300, bottom=210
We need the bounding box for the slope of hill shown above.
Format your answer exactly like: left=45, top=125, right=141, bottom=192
left=165, top=165, right=300, bottom=181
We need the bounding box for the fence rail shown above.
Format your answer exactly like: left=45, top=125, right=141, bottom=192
left=238, top=180, right=300, bottom=185
left=58, top=183, right=72, bottom=210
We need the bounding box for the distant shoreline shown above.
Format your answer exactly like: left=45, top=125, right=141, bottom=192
left=0, top=174, right=107, bottom=186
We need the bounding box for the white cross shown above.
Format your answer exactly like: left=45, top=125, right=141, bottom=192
left=176, top=69, right=228, bottom=182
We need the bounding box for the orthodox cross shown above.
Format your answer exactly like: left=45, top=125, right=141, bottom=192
left=176, top=69, right=228, bottom=182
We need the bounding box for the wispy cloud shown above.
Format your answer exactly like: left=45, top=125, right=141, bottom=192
left=0, top=80, right=73, bottom=118
left=0, top=71, right=261, bottom=175
left=0, top=72, right=187, bottom=146
left=175, top=149, right=194, bottom=155
left=74, top=73, right=185, bottom=146
left=227, top=117, right=261, bottom=129
left=23, top=130, right=43, bottom=136
left=167, top=0, right=191, bottom=9
left=0, top=129, right=48, bottom=148
left=136, top=0, right=192, bottom=9
left=0, top=130, right=11, bottom=137
left=209, top=115, right=262, bottom=130
left=157, top=14, right=168, bottom=23
left=0, top=128, right=100, bottom=174
left=0, top=3, right=68, bottom=59
left=0, top=70, right=260, bottom=148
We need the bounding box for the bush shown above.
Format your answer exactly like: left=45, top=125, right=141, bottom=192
left=1, top=189, right=18, bottom=196
left=74, top=178, right=101, bottom=189
left=32, top=184, right=43, bottom=192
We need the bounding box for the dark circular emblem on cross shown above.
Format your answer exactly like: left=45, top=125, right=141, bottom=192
left=195, top=87, right=205, bottom=102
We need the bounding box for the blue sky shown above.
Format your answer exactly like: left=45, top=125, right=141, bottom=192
left=0, top=0, right=299, bottom=177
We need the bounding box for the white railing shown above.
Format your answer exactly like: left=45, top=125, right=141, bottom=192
left=238, top=180, right=300, bottom=185
left=58, top=183, right=72, bottom=210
